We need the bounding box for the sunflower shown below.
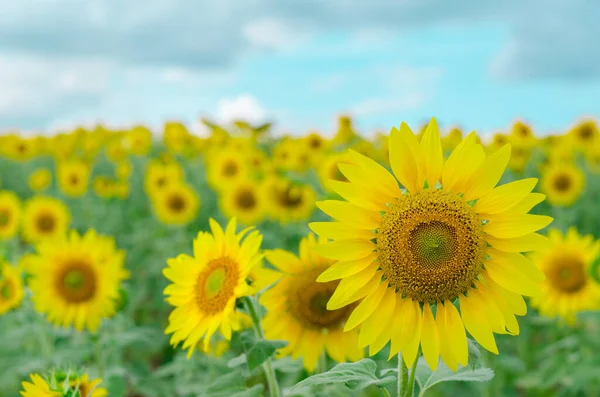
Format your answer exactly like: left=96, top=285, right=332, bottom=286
left=0, top=191, right=21, bottom=240
left=541, top=162, right=585, bottom=207
left=152, top=183, right=200, bottom=226
left=261, top=233, right=364, bottom=372
left=530, top=228, right=600, bottom=323
left=441, top=128, right=463, bottom=153
left=304, top=131, right=328, bottom=153
left=568, top=120, right=598, bottom=149
left=510, top=121, right=536, bottom=146
left=219, top=182, right=266, bottom=226
left=318, top=153, right=354, bottom=192
left=586, top=144, right=600, bottom=174
left=23, top=196, right=70, bottom=243
left=144, top=160, right=184, bottom=197
left=310, top=118, right=552, bottom=371
left=247, top=261, right=281, bottom=293
left=93, top=176, right=114, bottom=199
left=70, top=374, right=108, bottom=397
left=264, top=177, right=316, bottom=223
left=57, top=160, right=90, bottom=197
left=29, top=168, right=52, bottom=192
left=124, top=125, right=152, bottom=155
left=163, top=218, right=263, bottom=356
left=20, top=373, right=60, bottom=397
left=27, top=229, right=128, bottom=332
left=207, top=151, right=249, bottom=191
left=115, top=160, right=132, bottom=180
left=5, top=136, right=37, bottom=161
left=0, top=262, right=24, bottom=315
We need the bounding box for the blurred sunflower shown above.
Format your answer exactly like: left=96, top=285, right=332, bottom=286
left=541, top=162, right=585, bottom=206
left=442, top=127, right=463, bottom=153
left=220, top=182, right=266, bottom=226
left=144, top=160, right=184, bottom=197
left=206, top=151, right=250, bottom=191
left=247, top=261, right=281, bottom=293
left=304, top=131, right=328, bottom=153
left=264, top=178, right=316, bottom=223
left=163, top=218, right=263, bottom=356
left=28, top=168, right=52, bottom=192
left=124, top=125, right=152, bottom=155
left=568, top=120, right=598, bottom=149
left=507, top=144, right=531, bottom=173
left=318, top=153, right=354, bottom=192
left=23, top=196, right=70, bottom=243
left=57, top=160, right=90, bottom=197
left=510, top=121, right=537, bottom=147
left=152, top=183, right=200, bottom=226
left=20, top=373, right=60, bottom=397
left=0, top=262, right=24, bottom=315
left=586, top=144, right=600, bottom=174
left=105, top=139, right=128, bottom=162
left=0, top=191, right=21, bottom=240
left=93, top=176, right=114, bottom=199
left=28, top=229, right=128, bottom=332
left=5, top=136, right=37, bottom=161
left=332, top=115, right=356, bottom=146
left=530, top=228, right=600, bottom=323
left=115, top=160, right=133, bottom=180
left=70, top=374, right=108, bottom=397
left=164, top=121, right=192, bottom=154
left=261, top=233, right=364, bottom=372
left=311, top=118, right=552, bottom=371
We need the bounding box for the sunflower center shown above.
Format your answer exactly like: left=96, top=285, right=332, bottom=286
left=156, top=177, right=167, bottom=187
left=70, top=174, right=80, bottom=185
left=309, top=137, right=322, bottom=149
left=378, top=188, right=486, bottom=304
left=288, top=268, right=354, bottom=330
left=236, top=189, right=257, bottom=210
left=57, top=260, right=97, bottom=303
left=579, top=126, right=593, bottom=140
left=36, top=213, right=56, bottom=233
left=168, top=194, right=186, bottom=212
left=223, top=161, right=239, bottom=177
left=0, top=210, right=10, bottom=226
left=196, top=257, right=239, bottom=314
left=553, top=174, right=572, bottom=192
left=278, top=187, right=303, bottom=209
left=547, top=255, right=587, bottom=293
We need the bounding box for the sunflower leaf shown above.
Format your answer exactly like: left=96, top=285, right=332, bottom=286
left=286, top=359, right=396, bottom=395
left=245, top=339, right=288, bottom=371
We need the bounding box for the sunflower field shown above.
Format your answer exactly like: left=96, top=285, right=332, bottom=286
left=1, top=116, right=599, bottom=397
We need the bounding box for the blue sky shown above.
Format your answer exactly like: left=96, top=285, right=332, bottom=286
left=0, top=0, right=598, bottom=137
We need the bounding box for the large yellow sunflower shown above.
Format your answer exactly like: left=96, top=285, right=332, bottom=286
left=0, top=191, right=21, bottom=240
left=219, top=182, right=266, bottom=226
left=28, top=229, right=128, bottom=332
left=541, top=162, right=585, bottom=207
left=530, top=228, right=600, bottom=323
left=57, top=160, right=90, bottom=197
left=0, top=262, right=24, bottom=315
left=152, top=183, right=200, bottom=226
left=163, top=218, right=263, bottom=357
left=261, top=233, right=364, bottom=372
left=23, top=196, right=71, bottom=243
left=20, top=374, right=60, bottom=397
left=310, top=118, right=552, bottom=371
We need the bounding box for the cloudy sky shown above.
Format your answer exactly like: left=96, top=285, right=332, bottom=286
left=0, top=0, right=599, bottom=136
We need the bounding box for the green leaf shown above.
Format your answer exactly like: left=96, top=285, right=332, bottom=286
left=467, top=338, right=481, bottom=370
left=246, top=339, right=288, bottom=371
left=414, top=356, right=494, bottom=396
left=287, top=359, right=396, bottom=395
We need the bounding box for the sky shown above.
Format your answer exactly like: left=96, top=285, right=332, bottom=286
left=0, top=0, right=599, bottom=137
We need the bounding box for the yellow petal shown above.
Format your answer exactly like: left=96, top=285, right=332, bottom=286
left=486, top=233, right=549, bottom=252
left=505, top=193, right=546, bottom=214
left=347, top=149, right=402, bottom=198
left=309, top=222, right=375, bottom=241
left=344, top=282, right=388, bottom=331
left=389, top=123, right=423, bottom=193
left=316, top=200, right=381, bottom=230
left=463, top=144, right=511, bottom=201
left=436, top=303, right=459, bottom=371
left=444, top=302, right=468, bottom=366
left=474, top=178, right=538, bottom=215
left=327, top=267, right=380, bottom=310
left=358, top=287, right=396, bottom=347
left=402, top=301, right=423, bottom=367
left=478, top=282, right=520, bottom=335
left=388, top=297, right=417, bottom=359
left=337, top=164, right=398, bottom=205
left=420, top=304, right=440, bottom=371
left=317, top=253, right=377, bottom=282
left=420, top=117, right=444, bottom=187
left=469, top=286, right=507, bottom=334
left=487, top=279, right=527, bottom=316
left=488, top=248, right=545, bottom=282
left=442, top=133, right=484, bottom=193
left=484, top=213, right=553, bottom=239
left=329, top=180, right=389, bottom=212
left=313, top=239, right=376, bottom=261
left=459, top=294, right=499, bottom=354
left=264, top=249, right=303, bottom=273
left=483, top=260, right=541, bottom=296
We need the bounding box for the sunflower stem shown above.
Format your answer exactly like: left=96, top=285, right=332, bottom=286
left=405, top=357, right=419, bottom=397
left=244, top=296, right=281, bottom=397
left=317, top=350, right=328, bottom=373
left=398, top=352, right=409, bottom=397
left=380, top=387, right=392, bottom=397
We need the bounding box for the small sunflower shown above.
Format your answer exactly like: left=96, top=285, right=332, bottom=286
left=163, top=218, right=263, bottom=356
left=70, top=374, right=108, bottom=397
left=93, top=176, right=114, bottom=199
left=0, top=191, right=21, bottom=240
left=261, top=233, right=364, bottom=372
left=541, top=162, right=585, bottom=207
left=28, top=229, right=128, bottom=332
left=20, top=373, right=60, bottom=397
left=310, top=118, right=552, bottom=371
left=0, top=262, right=24, bottom=315
left=152, top=183, right=200, bottom=226
left=264, top=178, right=316, bottom=223
left=29, top=168, right=52, bottom=192
left=57, top=160, right=90, bottom=197
left=124, top=125, right=152, bottom=155
left=23, top=196, right=70, bottom=243
left=206, top=151, right=249, bottom=191
left=144, top=160, right=184, bottom=197
left=530, top=228, right=600, bottom=323
left=568, top=120, right=598, bottom=149
left=219, top=182, right=266, bottom=226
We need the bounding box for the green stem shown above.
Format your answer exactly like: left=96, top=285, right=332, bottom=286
left=398, top=352, right=409, bottom=397
left=405, top=358, right=419, bottom=397
left=94, top=337, right=105, bottom=378
left=381, top=387, right=392, bottom=397
left=244, top=296, right=281, bottom=397
left=317, top=350, right=328, bottom=373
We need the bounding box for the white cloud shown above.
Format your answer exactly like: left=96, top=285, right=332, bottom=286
left=215, top=94, right=267, bottom=124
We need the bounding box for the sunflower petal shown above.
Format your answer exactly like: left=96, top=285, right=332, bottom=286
left=463, top=145, right=511, bottom=201
left=475, top=178, right=538, bottom=215
left=420, top=117, right=444, bottom=187
left=420, top=304, right=440, bottom=371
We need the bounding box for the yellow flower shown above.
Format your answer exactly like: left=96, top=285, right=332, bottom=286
left=586, top=144, right=600, bottom=174
left=115, top=160, right=133, bottom=180
left=310, top=118, right=552, bottom=371
left=318, top=152, right=355, bottom=192
left=441, top=127, right=463, bottom=153
left=530, top=228, right=600, bottom=323
left=163, top=218, right=263, bottom=356
left=332, top=115, right=356, bottom=146
left=219, top=182, right=266, bottom=226
left=93, top=176, right=114, bottom=199
left=261, top=233, right=364, bottom=372
left=105, top=139, right=128, bottom=162
left=70, top=374, right=108, bottom=397
left=23, top=196, right=70, bottom=243
left=541, top=162, right=585, bottom=207
left=568, top=120, right=599, bottom=149
left=144, top=160, right=184, bottom=197
left=4, top=135, right=37, bottom=161
left=29, top=168, right=52, bottom=192
left=164, top=121, right=192, bottom=153
left=57, top=160, right=90, bottom=197
left=20, top=373, right=60, bottom=397
left=0, top=191, right=21, bottom=240
left=510, top=120, right=537, bottom=147
left=0, top=262, right=24, bottom=315
left=28, top=229, right=128, bottom=332
left=207, top=151, right=250, bottom=191
left=124, top=125, right=152, bottom=155
left=304, top=132, right=329, bottom=153
left=263, top=177, right=316, bottom=224
left=152, top=183, right=200, bottom=226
